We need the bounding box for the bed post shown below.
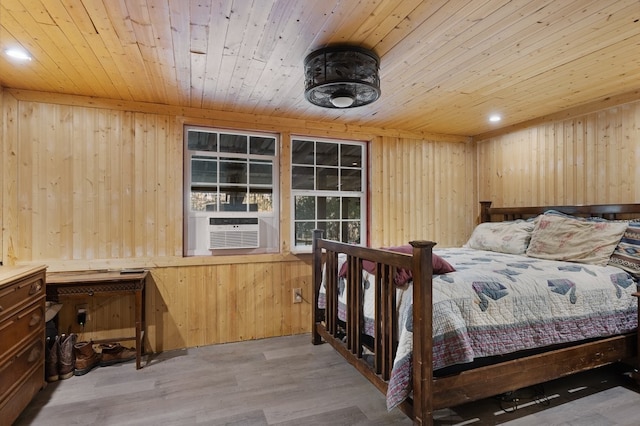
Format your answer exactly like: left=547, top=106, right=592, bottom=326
left=633, top=291, right=640, bottom=385
left=312, top=229, right=323, bottom=345
left=480, top=200, right=492, bottom=223
left=410, top=240, right=436, bottom=426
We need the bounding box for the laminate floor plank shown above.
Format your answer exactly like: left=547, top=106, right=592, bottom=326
left=14, top=333, right=640, bottom=425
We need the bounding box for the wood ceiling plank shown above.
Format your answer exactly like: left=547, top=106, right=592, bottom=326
left=445, top=0, right=638, bottom=100
left=195, top=0, right=228, bottom=109
left=247, top=1, right=338, bottom=115
left=375, top=0, right=632, bottom=132
left=123, top=0, right=170, bottom=103
left=166, top=0, right=191, bottom=105
left=1, top=1, right=85, bottom=93
left=313, top=0, right=380, bottom=47
left=97, top=0, right=158, bottom=102
left=146, top=0, right=183, bottom=105
left=220, top=1, right=273, bottom=110
left=379, top=0, right=570, bottom=104
left=0, top=27, right=51, bottom=90
left=44, top=0, right=124, bottom=99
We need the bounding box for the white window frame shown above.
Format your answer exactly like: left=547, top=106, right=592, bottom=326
left=290, top=136, right=367, bottom=253
left=183, top=125, right=280, bottom=256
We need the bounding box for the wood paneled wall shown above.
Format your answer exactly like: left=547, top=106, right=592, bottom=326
left=371, top=136, right=476, bottom=248
left=475, top=100, right=640, bottom=207
left=1, top=89, right=473, bottom=352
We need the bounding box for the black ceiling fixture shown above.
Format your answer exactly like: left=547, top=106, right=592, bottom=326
left=304, top=45, right=380, bottom=109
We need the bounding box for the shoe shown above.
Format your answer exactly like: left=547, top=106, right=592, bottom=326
left=58, top=333, right=77, bottom=380
left=74, top=341, right=101, bottom=376
left=45, top=336, right=59, bottom=382
left=98, top=343, right=136, bottom=366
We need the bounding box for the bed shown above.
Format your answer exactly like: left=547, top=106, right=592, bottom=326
left=311, top=201, right=640, bottom=425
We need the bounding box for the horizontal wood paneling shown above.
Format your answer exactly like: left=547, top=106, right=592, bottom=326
left=475, top=100, right=640, bottom=207
left=2, top=89, right=474, bottom=352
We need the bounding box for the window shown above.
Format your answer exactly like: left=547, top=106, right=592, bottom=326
left=184, top=126, right=279, bottom=255
left=291, top=137, right=367, bottom=251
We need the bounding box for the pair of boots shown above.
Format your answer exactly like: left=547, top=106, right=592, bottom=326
left=45, top=333, right=76, bottom=382
left=73, top=341, right=136, bottom=376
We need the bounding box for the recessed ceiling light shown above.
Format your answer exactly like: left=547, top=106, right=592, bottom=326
left=5, top=48, right=32, bottom=61
left=489, top=114, right=501, bottom=122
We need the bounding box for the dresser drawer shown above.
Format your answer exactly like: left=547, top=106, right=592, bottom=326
left=0, top=272, right=44, bottom=322
left=0, top=337, right=44, bottom=403
left=0, top=361, right=44, bottom=426
left=0, top=301, right=45, bottom=358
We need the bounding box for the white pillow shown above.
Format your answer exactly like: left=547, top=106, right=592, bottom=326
left=465, top=220, right=534, bottom=255
left=526, top=214, right=627, bottom=266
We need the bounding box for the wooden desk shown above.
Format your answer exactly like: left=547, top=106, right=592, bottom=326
left=46, top=270, right=147, bottom=370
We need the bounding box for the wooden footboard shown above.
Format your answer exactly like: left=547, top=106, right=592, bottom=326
left=312, top=229, right=437, bottom=421
left=312, top=202, right=640, bottom=426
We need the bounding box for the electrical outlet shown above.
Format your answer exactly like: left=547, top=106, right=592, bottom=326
left=77, top=308, right=87, bottom=326
left=293, top=288, right=302, bottom=304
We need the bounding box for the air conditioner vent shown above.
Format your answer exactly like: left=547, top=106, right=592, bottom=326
left=209, top=217, right=259, bottom=249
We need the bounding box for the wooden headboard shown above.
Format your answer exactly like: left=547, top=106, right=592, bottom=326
left=480, top=201, right=640, bottom=223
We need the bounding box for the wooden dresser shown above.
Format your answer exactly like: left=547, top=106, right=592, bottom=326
left=0, top=265, right=47, bottom=425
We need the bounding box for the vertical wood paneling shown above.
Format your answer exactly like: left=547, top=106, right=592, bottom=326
left=10, top=103, right=181, bottom=262
left=370, top=136, right=475, bottom=248
left=476, top=99, right=640, bottom=206
left=3, top=93, right=18, bottom=264
left=2, top=91, right=471, bottom=352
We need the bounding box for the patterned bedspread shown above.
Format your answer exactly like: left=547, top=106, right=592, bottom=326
left=318, top=248, right=638, bottom=410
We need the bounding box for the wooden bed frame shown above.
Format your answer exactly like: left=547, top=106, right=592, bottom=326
left=311, top=201, right=640, bottom=425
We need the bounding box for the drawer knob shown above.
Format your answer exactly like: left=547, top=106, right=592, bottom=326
left=27, top=345, right=42, bottom=363
left=29, top=281, right=42, bottom=295
left=29, top=312, right=42, bottom=326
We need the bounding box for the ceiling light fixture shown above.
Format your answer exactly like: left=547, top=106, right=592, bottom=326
left=304, top=45, right=380, bottom=109
left=5, top=48, right=32, bottom=61
left=489, top=114, right=502, bottom=122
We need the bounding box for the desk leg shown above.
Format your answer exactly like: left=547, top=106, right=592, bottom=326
left=135, top=288, right=142, bottom=369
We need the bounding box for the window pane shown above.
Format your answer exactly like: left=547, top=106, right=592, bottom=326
left=294, top=196, right=315, bottom=220
left=247, top=191, right=273, bottom=212
left=318, top=221, right=340, bottom=240
left=317, top=196, right=340, bottom=219
left=342, top=197, right=361, bottom=219
left=220, top=189, right=248, bottom=211
left=250, top=136, right=275, bottom=155
left=249, top=161, right=272, bottom=184
left=344, top=221, right=361, bottom=244
left=188, top=131, right=217, bottom=151
left=340, top=169, right=361, bottom=191
left=220, top=133, right=247, bottom=153
left=191, top=156, right=217, bottom=184
left=219, top=160, right=247, bottom=184
left=341, top=144, right=362, bottom=167
left=316, top=142, right=339, bottom=166
left=292, top=166, right=314, bottom=190
left=292, top=140, right=314, bottom=164
left=295, top=222, right=315, bottom=246
left=190, top=191, right=221, bottom=212
left=290, top=137, right=366, bottom=249
left=317, top=167, right=338, bottom=190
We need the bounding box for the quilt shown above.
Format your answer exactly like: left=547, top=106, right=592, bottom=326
left=318, top=248, right=638, bottom=410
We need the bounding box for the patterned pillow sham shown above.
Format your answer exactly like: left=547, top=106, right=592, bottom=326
left=526, top=213, right=627, bottom=266
left=464, top=220, right=534, bottom=255
left=608, top=222, right=640, bottom=278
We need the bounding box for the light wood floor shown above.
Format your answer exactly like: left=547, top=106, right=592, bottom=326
left=15, top=334, right=640, bottom=425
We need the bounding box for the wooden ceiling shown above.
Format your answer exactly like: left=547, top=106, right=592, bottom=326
left=1, top=0, right=639, bottom=137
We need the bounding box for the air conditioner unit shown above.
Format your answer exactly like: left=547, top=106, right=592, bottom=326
left=209, top=217, right=259, bottom=249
